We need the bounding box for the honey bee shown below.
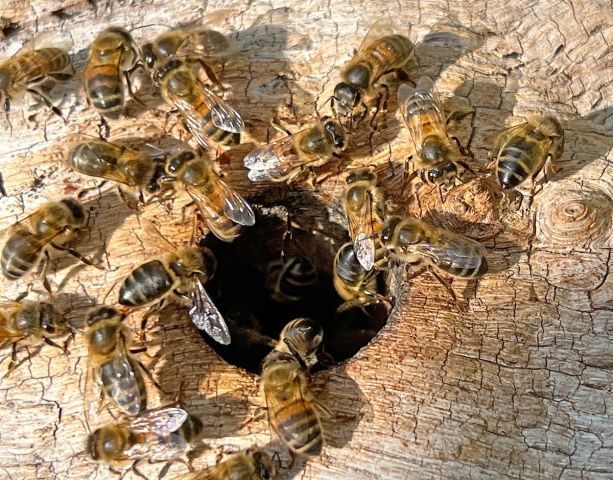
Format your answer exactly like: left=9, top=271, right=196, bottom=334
left=163, top=148, right=255, bottom=242
left=333, top=242, right=385, bottom=303
left=342, top=168, right=386, bottom=271
left=333, top=19, right=414, bottom=123
left=265, top=256, right=317, bottom=304
left=380, top=215, right=488, bottom=283
left=68, top=136, right=167, bottom=202
left=243, top=117, right=347, bottom=183
left=275, top=317, right=324, bottom=370
left=0, top=300, right=68, bottom=372
left=86, top=406, right=205, bottom=470
left=0, top=31, right=73, bottom=124
left=397, top=76, right=472, bottom=188
left=84, top=306, right=148, bottom=424
left=118, top=235, right=231, bottom=345
left=176, top=447, right=278, bottom=480
left=0, top=198, right=95, bottom=284
left=261, top=350, right=326, bottom=456
left=83, top=27, right=141, bottom=120
left=149, top=56, right=243, bottom=148
left=488, top=115, right=564, bottom=190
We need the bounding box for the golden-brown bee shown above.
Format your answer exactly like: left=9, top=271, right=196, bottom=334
left=343, top=168, right=386, bottom=271
left=1, top=198, right=93, bottom=283
left=265, top=256, right=317, bottom=304
left=84, top=27, right=141, bottom=120
left=118, top=239, right=231, bottom=345
left=261, top=350, right=326, bottom=456
left=86, top=406, right=205, bottom=469
left=333, top=19, right=414, bottom=120
left=380, top=215, right=488, bottom=279
left=397, top=76, right=471, bottom=186
left=163, top=148, right=255, bottom=242
left=68, top=136, right=167, bottom=201
left=488, top=115, right=564, bottom=190
left=243, top=117, right=347, bottom=183
left=0, top=300, right=68, bottom=371
left=0, top=31, right=73, bottom=122
left=84, top=306, right=148, bottom=424
left=333, top=242, right=383, bottom=303
left=149, top=56, right=243, bottom=148
left=176, top=447, right=278, bottom=480
left=275, top=317, right=324, bottom=370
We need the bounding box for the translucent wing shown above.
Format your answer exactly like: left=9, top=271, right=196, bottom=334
left=353, top=234, right=375, bottom=271
left=15, top=30, right=74, bottom=55
left=356, top=18, right=396, bottom=54
left=68, top=136, right=133, bottom=185
left=123, top=432, right=190, bottom=462
left=174, top=27, right=241, bottom=59
left=483, top=122, right=530, bottom=159
left=128, top=407, right=189, bottom=435
left=415, top=230, right=486, bottom=272
left=83, top=341, right=104, bottom=429
left=345, top=192, right=377, bottom=271
left=189, top=276, right=231, bottom=345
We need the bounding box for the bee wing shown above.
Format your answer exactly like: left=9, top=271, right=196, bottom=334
left=123, top=433, right=190, bottom=462
left=68, top=137, right=134, bottom=185
left=128, top=407, right=189, bottom=435
left=415, top=231, right=486, bottom=272
left=346, top=193, right=377, bottom=271
left=173, top=27, right=241, bottom=59
left=14, top=30, right=74, bottom=55
left=134, top=219, right=177, bottom=255
left=83, top=343, right=104, bottom=429
left=243, top=131, right=310, bottom=182
left=356, top=18, right=397, bottom=54
left=189, top=276, right=231, bottom=345
left=483, top=122, right=530, bottom=158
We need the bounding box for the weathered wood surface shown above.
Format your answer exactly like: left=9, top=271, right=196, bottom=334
left=0, top=0, right=611, bottom=479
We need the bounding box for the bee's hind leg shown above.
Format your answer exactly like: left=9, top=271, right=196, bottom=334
left=26, top=88, right=65, bottom=123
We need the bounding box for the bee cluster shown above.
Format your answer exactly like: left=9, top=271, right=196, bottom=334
left=0, top=13, right=566, bottom=480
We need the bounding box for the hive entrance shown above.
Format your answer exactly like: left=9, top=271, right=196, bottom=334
left=201, top=200, right=393, bottom=374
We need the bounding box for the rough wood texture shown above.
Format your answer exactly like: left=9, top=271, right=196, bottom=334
left=0, top=1, right=612, bottom=479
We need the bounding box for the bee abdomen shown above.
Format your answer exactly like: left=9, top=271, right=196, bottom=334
left=198, top=103, right=240, bottom=146
left=442, top=255, right=488, bottom=278
left=118, top=260, right=174, bottom=307
left=100, top=357, right=146, bottom=416
left=496, top=138, right=541, bottom=189
left=369, top=35, right=413, bottom=70
left=276, top=400, right=323, bottom=455
left=1, top=231, right=42, bottom=279
left=87, top=65, right=124, bottom=118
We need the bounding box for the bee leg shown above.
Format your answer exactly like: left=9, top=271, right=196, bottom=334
left=25, top=88, right=65, bottom=123
left=43, top=337, right=69, bottom=354
left=39, top=251, right=52, bottom=294
left=192, top=58, right=223, bottom=89
left=122, top=70, right=146, bottom=109
left=130, top=460, right=147, bottom=480
left=97, top=115, right=110, bottom=139
left=427, top=267, right=466, bottom=313
left=451, top=136, right=472, bottom=158
left=50, top=243, right=102, bottom=270
left=116, top=186, right=141, bottom=213
left=135, top=357, right=164, bottom=394
left=436, top=184, right=445, bottom=204
left=6, top=341, right=20, bottom=374
left=140, top=301, right=164, bottom=340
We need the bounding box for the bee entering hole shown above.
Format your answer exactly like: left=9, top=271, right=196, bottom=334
left=201, top=205, right=395, bottom=374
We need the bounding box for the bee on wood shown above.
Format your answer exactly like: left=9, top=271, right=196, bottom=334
left=0, top=198, right=96, bottom=286
left=380, top=215, right=488, bottom=306
left=0, top=31, right=73, bottom=126
left=176, top=447, right=278, bottom=480
left=397, top=76, right=472, bottom=192
left=84, top=306, right=150, bottom=425
left=333, top=19, right=414, bottom=125
left=163, top=148, right=255, bottom=242
left=0, top=300, right=69, bottom=373
left=118, top=223, right=230, bottom=345
left=86, top=405, right=206, bottom=476
left=261, top=349, right=327, bottom=456
left=243, top=117, right=347, bottom=183
left=67, top=136, right=167, bottom=203
left=342, top=168, right=386, bottom=271
left=487, top=115, right=564, bottom=190
left=83, top=27, right=141, bottom=120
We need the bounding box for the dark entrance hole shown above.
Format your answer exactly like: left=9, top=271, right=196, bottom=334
left=201, top=192, right=394, bottom=374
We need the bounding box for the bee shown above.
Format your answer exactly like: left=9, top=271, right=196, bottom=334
left=264, top=256, right=317, bottom=304
left=342, top=168, right=386, bottom=271
left=0, top=31, right=73, bottom=124
left=243, top=117, right=347, bottom=183
left=177, top=447, right=278, bottom=480
left=275, top=317, right=324, bottom=370
left=333, top=19, right=414, bottom=122
left=1, top=198, right=94, bottom=284
left=379, top=215, right=487, bottom=304
left=84, top=306, right=148, bottom=424
left=487, top=115, right=564, bottom=190
left=0, top=300, right=68, bottom=372
left=86, top=406, right=205, bottom=470
left=83, top=27, right=141, bottom=120
left=261, top=350, right=326, bottom=456
left=333, top=242, right=385, bottom=303
left=163, top=148, right=255, bottom=242
left=118, top=233, right=231, bottom=345
left=149, top=56, right=243, bottom=148
left=68, top=136, right=167, bottom=202
left=397, top=76, right=472, bottom=189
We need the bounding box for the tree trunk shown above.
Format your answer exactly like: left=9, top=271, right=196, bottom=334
left=0, top=1, right=611, bottom=479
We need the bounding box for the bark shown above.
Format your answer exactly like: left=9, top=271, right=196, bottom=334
left=0, top=1, right=612, bottom=479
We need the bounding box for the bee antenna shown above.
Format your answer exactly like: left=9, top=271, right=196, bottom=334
left=271, top=451, right=282, bottom=469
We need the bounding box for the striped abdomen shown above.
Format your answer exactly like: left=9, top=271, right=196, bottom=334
left=496, top=134, right=548, bottom=189
left=85, top=62, right=124, bottom=119
left=267, top=256, right=317, bottom=303
left=427, top=231, right=488, bottom=279
left=1, top=230, right=49, bottom=280
left=10, top=48, right=71, bottom=89
left=189, top=90, right=240, bottom=146
left=404, top=93, right=442, bottom=146
left=100, top=356, right=146, bottom=416
left=118, top=260, right=175, bottom=307
left=362, top=34, right=413, bottom=80
left=272, top=398, right=323, bottom=455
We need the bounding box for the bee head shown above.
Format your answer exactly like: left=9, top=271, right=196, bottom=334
left=322, top=117, right=347, bottom=151
left=279, top=317, right=323, bottom=365
left=531, top=115, right=563, bottom=138
left=39, top=302, right=66, bottom=336
left=346, top=167, right=376, bottom=185
left=334, top=82, right=361, bottom=112
left=252, top=450, right=277, bottom=480
left=86, top=306, right=124, bottom=326
left=171, top=247, right=217, bottom=278
left=142, top=42, right=157, bottom=70
left=380, top=215, right=403, bottom=246
left=165, top=149, right=197, bottom=176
